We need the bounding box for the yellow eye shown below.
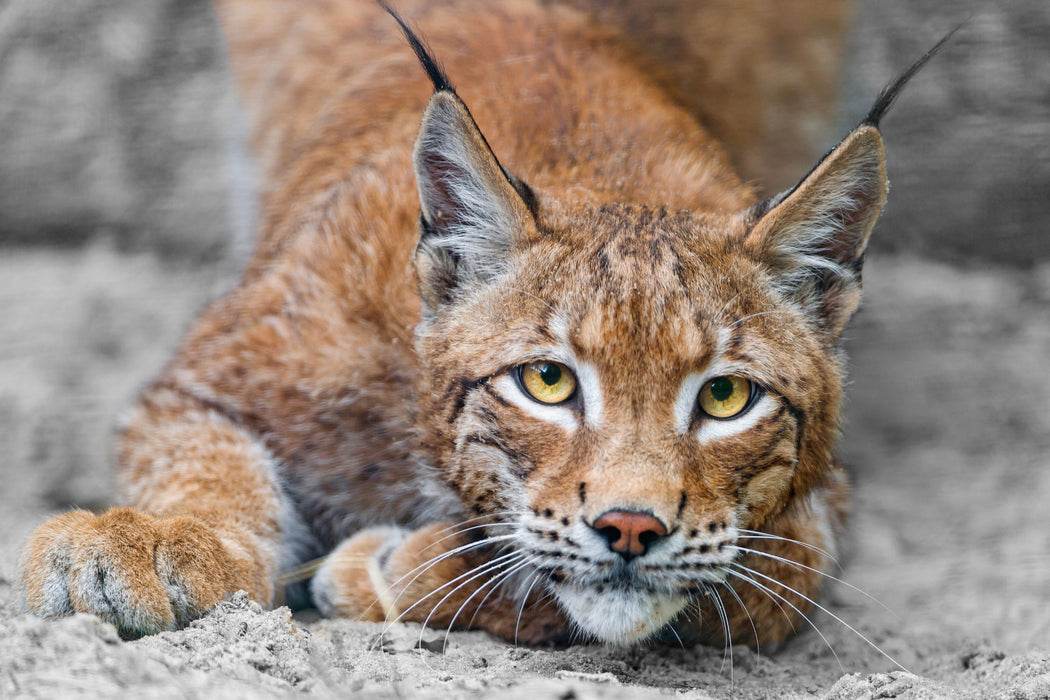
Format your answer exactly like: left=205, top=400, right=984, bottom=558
left=698, top=376, right=753, bottom=419
left=520, top=362, right=577, bottom=404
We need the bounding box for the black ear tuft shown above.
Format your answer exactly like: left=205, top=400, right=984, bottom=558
left=864, top=22, right=964, bottom=128
left=377, top=0, right=455, bottom=93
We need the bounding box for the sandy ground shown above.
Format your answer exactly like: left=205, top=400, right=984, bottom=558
left=0, top=245, right=1047, bottom=699
left=1, top=1, right=1047, bottom=696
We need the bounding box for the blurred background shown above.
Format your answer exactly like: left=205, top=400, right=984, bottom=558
left=0, top=0, right=1047, bottom=652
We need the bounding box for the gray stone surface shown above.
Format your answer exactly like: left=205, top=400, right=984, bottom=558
left=844, top=0, right=1050, bottom=266
left=0, top=0, right=240, bottom=258
left=0, top=1, right=1046, bottom=264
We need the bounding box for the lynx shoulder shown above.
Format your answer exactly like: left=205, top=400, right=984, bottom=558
left=19, top=0, right=952, bottom=645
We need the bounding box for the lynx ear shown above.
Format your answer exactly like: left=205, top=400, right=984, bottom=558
left=744, top=125, right=888, bottom=337
left=412, top=91, right=535, bottom=313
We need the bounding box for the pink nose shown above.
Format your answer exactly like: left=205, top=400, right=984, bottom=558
left=592, top=510, right=668, bottom=559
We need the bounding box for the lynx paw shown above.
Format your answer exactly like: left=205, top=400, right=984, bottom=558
left=19, top=508, right=238, bottom=637
left=311, top=526, right=409, bottom=622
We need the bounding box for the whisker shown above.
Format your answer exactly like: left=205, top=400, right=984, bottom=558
left=729, top=545, right=900, bottom=621
left=442, top=557, right=534, bottom=652
left=465, top=564, right=520, bottom=631
left=721, top=566, right=797, bottom=637
left=414, top=554, right=523, bottom=670
left=725, top=566, right=844, bottom=673
left=705, top=582, right=734, bottom=683
left=399, top=551, right=525, bottom=645
left=731, top=562, right=907, bottom=672
left=712, top=291, right=745, bottom=326
left=506, top=286, right=559, bottom=315
left=719, top=579, right=761, bottom=655
left=426, top=510, right=519, bottom=540
left=735, top=529, right=841, bottom=568
left=277, top=555, right=330, bottom=587
left=419, top=521, right=518, bottom=556
left=464, top=555, right=545, bottom=634
left=369, top=535, right=517, bottom=625
left=514, top=567, right=545, bottom=647
left=664, top=613, right=686, bottom=650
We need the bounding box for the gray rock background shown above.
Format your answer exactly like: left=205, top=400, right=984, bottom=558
left=0, top=0, right=242, bottom=259
left=844, top=0, right=1050, bottom=266
left=0, top=0, right=1046, bottom=264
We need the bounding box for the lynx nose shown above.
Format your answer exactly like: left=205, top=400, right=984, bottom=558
left=592, top=510, right=668, bottom=560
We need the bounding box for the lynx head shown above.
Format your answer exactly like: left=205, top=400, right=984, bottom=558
left=385, top=5, right=949, bottom=643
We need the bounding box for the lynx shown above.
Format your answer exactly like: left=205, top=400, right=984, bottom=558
left=20, top=0, right=950, bottom=646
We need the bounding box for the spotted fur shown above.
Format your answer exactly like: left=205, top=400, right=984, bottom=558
left=19, top=0, right=945, bottom=646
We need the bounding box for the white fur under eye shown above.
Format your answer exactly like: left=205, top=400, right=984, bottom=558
left=673, top=327, right=738, bottom=435
left=509, top=315, right=604, bottom=427
left=695, top=392, right=774, bottom=445
left=492, top=374, right=578, bottom=431
left=673, top=373, right=706, bottom=435
left=574, top=360, right=603, bottom=427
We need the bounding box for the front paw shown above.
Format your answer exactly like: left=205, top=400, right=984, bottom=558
left=311, top=526, right=409, bottom=622
left=19, top=508, right=238, bottom=637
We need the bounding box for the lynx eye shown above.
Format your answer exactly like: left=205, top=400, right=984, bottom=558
left=698, top=376, right=753, bottom=419
left=519, top=361, right=577, bottom=404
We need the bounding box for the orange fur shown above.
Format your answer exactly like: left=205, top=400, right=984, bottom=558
left=20, top=0, right=887, bottom=647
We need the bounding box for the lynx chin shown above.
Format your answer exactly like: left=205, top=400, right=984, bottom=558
left=19, top=0, right=954, bottom=647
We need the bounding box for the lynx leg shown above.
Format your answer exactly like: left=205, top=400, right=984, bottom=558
left=313, top=523, right=569, bottom=645
left=19, top=386, right=294, bottom=637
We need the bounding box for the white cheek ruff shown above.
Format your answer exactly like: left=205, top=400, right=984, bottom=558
left=551, top=582, right=687, bottom=643
left=492, top=375, right=579, bottom=431
left=695, top=392, right=775, bottom=445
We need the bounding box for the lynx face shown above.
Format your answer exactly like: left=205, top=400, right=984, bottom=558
left=409, top=89, right=885, bottom=642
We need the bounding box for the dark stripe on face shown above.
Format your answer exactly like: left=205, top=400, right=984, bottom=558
left=447, top=376, right=486, bottom=425
left=483, top=383, right=513, bottom=409
left=738, top=404, right=797, bottom=479
left=464, top=432, right=533, bottom=479
left=780, top=397, right=807, bottom=458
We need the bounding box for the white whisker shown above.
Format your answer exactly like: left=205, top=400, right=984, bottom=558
left=729, top=545, right=900, bottom=620
left=420, top=521, right=518, bottom=555
left=412, top=552, right=526, bottom=638
left=731, top=562, right=907, bottom=672
left=722, top=566, right=797, bottom=638
left=506, top=286, right=559, bottom=315
left=736, top=529, right=840, bottom=568
left=725, top=566, right=843, bottom=673
left=374, top=536, right=517, bottom=630
left=719, top=579, right=761, bottom=655
left=706, top=583, right=734, bottom=683
left=514, top=568, right=545, bottom=647
left=426, top=511, right=518, bottom=541
left=713, top=291, right=745, bottom=326
left=665, top=616, right=686, bottom=649
left=442, top=557, right=534, bottom=652
left=464, top=562, right=525, bottom=632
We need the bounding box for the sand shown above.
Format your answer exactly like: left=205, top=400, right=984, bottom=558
left=1, top=246, right=1048, bottom=698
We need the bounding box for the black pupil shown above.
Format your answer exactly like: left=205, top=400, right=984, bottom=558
left=538, top=363, right=562, bottom=386
left=710, top=377, right=735, bottom=402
